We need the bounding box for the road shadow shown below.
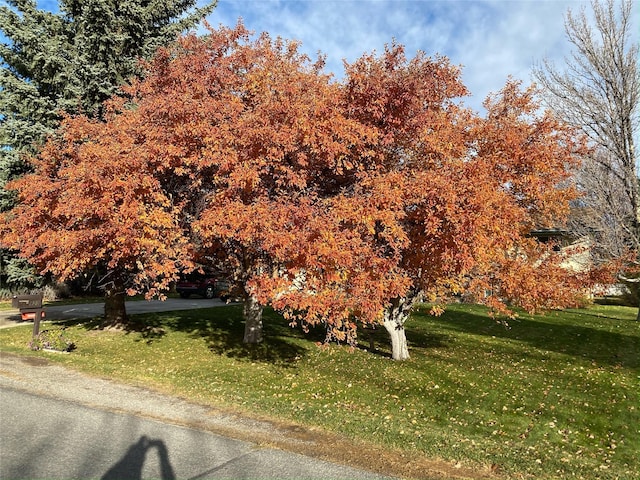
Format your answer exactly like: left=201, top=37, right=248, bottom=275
left=102, top=436, right=175, bottom=480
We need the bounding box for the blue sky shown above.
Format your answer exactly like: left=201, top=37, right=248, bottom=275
left=25, top=0, right=640, bottom=112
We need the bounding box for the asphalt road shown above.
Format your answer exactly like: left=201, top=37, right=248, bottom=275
left=0, top=355, right=395, bottom=480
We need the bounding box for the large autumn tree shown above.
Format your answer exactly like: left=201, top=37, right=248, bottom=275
left=2, top=23, right=594, bottom=348
left=171, top=36, right=590, bottom=357
left=1, top=23, right=384, bottom=335
left=0, top=0, right=216, bottom=289
left=118, top=24, right=396, bottom=343
left=1, top=108, right=194, bottom=326
left=269, top=47, right=592, bottom=360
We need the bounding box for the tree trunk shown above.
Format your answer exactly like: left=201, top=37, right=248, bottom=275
left=382, top=295, right=416, bottom=361
left=243, top=293, right=264, bottom=344
left=103, top=276, right=128, bottom=328
left=619, top=274, right=640, bottom=320
left=383, top=316, right=410, bottom=360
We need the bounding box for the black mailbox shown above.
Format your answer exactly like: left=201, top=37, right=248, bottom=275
left=12, top=294, right=43, bottom=310
left=12, top=293, right=45, bottom=337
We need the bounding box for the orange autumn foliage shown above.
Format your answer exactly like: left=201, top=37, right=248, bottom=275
left=1, top=23, right=603, bottom=346
left=1, top=109, right=193, bottom=300
left=324, top=49, right=595, bottom=353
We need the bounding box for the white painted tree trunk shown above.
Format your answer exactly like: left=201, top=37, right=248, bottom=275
left=382, top=295, right=416, bottom=361
left=383, top=316, right=410, bottom=360
left=243, top=293, right=264, bottom=344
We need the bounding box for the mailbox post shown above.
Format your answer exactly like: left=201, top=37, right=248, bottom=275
left=12, top=294, right=45, bottom=337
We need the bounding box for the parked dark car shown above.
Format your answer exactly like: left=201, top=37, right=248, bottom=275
left=175, top=273, right=220, bottom=299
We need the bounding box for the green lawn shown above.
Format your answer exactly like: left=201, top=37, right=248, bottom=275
left=0, top=303, right=637, bottom=479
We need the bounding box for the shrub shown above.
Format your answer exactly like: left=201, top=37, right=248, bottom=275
left=29, top=328, right=76, bottom=352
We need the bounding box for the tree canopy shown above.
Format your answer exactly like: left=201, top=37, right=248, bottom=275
left=3, top=110, right=194, bottom=324
left=2, top=23, right=600, bottom=351
left=0, top=0, right=216, bottom=290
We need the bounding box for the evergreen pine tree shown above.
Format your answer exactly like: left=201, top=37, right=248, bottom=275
left=0, top=0, right=216, bottom=289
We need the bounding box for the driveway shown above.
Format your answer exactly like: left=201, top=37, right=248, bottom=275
left=0, top=297, right=229, bottom=328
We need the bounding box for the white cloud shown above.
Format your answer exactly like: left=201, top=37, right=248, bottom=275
left=207, top=0, right=607, bottom=112
left=24, top=0, right=637, bottom=114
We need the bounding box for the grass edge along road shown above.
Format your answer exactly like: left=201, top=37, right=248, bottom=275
left=0, top=303, right=638, bottom=480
